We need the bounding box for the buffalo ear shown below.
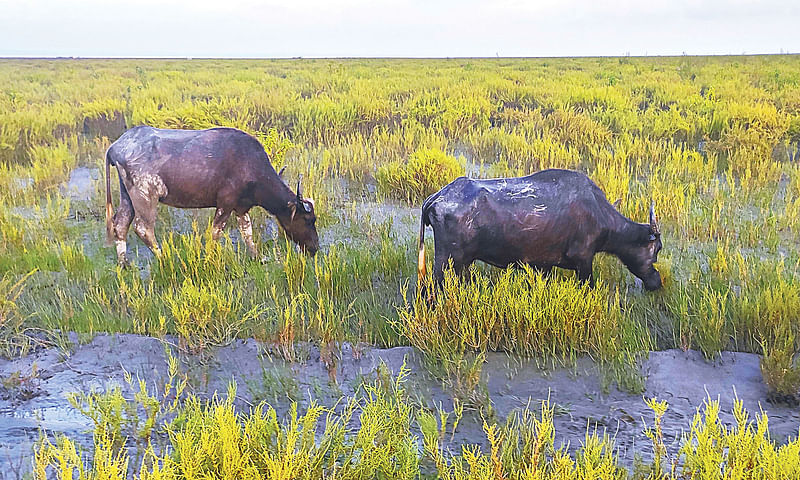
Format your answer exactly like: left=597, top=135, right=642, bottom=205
left=612, top=198, right=622, bottom=210
left=278, top=165, right=287, bottom=178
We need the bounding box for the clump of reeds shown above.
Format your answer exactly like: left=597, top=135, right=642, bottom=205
left=401, top=266, right=646, bottom=398
left=377, top=147, right=464, bottom=203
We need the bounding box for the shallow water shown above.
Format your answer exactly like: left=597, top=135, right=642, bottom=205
left=61, top=167, right=99, bottom=202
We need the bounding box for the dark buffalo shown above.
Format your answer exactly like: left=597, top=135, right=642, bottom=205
left=417, top=169, right=662, bottom=290
left=105, top=126, right=318, bottom=264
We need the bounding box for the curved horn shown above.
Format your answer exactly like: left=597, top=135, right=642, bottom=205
left=278, top=165, right=287, bottom=178
left=649, top=202, right=660, bottom=234
left=296, top=175, right=303, bottom=201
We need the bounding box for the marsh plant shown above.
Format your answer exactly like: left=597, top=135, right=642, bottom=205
left=0, top=270, right=38, bottom=357
left=402, top=266, right=647, bottom=399
left=33, top=372, right=800, bottom=479
left=377, top=147, right=465, bottom=202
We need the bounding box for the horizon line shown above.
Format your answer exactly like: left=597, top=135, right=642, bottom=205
left=1, top=52, right=798, bottom=61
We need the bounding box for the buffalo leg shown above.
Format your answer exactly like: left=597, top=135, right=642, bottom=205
left=236, top=211, right=258, bottom=257
left=211, top=208, right=232, bottom=241
left=111, top=176, right=134, bottom=266
left=129, top=187, right=161, bottom=256
left=575, top=258, right=595, bottom=288
left=433, top=252, right=469, bottom=285
left=432, top=252, right=448, bottom=285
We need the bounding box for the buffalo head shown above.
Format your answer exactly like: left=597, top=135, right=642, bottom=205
left=619, top=203, right=662, bottom=291
left=279, top=177, right=319, bottom=255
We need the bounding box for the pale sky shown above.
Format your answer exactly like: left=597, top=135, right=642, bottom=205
left=0, top=0, right=796, bottom=58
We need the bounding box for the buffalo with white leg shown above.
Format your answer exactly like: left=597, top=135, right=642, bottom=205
left=104, top=126, right=318, bottom=265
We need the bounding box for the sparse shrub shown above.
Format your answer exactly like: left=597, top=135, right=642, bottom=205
left=693, top=287, right=729, bottom=360
left=152, top=223, right=244, bottom=288
left=29, top=139, right=78, bottom=190
left=37, top=353, right=187, bottom=477
left=376, top=148, right=464, bottom=203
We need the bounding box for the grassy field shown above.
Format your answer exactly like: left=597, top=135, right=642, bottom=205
left=2, top=56, right=800, bottom=477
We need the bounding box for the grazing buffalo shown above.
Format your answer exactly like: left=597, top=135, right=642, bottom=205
left=417, top=169, right=663, bottom=290
left=105, top=126, right=318, bottom=264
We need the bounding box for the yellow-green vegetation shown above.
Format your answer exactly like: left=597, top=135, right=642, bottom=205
left=33, top=369, right=800, bottom=479
left=0, top=269, right=38, bottom=357
left=377, top=148, right=465, bottom=202
left=402, top=267, right=646, bottom=397
left=1, top=56, right=800, bottom=401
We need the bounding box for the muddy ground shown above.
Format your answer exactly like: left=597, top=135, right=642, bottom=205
left=1, top=334, right=798, bottom=477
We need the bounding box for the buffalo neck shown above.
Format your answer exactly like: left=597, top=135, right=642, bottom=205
left=600, top=213, right=649, bottom=256
left=255, top=173, right=296, bottom=218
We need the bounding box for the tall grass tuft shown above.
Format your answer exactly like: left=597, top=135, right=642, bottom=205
left=401, top=266, right=646, bottom=398
left=377, top=147, right=464, bottom=203
left=0, top=270, right=37, bottom=357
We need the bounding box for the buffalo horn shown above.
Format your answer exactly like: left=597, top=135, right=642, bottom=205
left=649, top=202, right=660, bottom=234
left=296, top=175, right=303, bottom=201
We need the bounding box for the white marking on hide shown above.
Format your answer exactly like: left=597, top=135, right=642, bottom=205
left=132, top=218, right=148, bottom=238
left=115, top=240, right=126, bottom=258
left=237, top=213, right=257, bottom=255
left=435, top=200, right=462, bottom=213
left=132, top=173, right=168, bottom=199
left=530, top=204, right=547, bottom=213
left=519, top=207, right=548, bottom=231
left=507, top=185, right=538, bottom=199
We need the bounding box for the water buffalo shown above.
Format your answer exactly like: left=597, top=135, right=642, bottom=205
left=105, top=126, right=318, bottom=265
left=417, top=169, right=662, bottom=290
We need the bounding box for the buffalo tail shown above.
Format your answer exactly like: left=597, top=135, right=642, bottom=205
left=104, top=149, right=113, bottom=246
left=417, top=208, right=427, bottom=285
